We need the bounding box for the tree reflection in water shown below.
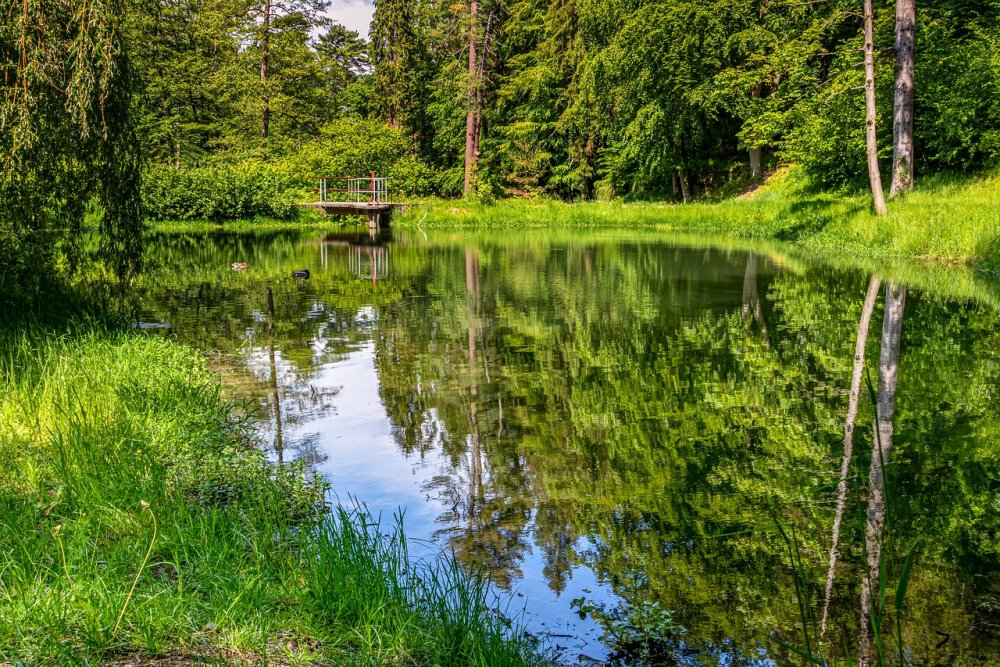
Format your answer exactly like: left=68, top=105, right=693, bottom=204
left=138, top=230, right=1000, bottom=664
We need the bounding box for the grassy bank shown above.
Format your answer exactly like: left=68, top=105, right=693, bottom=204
left=394, top=169, right=1000, bottom=274
left=0, top=317, right=538, bottom=665
left=147, top=214, right=339, bottom=236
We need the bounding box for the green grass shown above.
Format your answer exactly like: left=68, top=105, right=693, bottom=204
left=395, top=168, right=1000, bottom=274
left=0, top=317, right=540, bottom=665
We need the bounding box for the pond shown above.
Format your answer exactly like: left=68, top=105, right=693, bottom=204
left=137, top=227, right=1000, bottom=665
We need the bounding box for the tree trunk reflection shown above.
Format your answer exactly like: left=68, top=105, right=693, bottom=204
left=860, top=280, right=906, bottom=664
left=822, top=276, right=882, bottom=634
left=742, top=252, right=770, bottom=346
left=466, top=248, right=483, bottom=525
left=265, top=284, right=284, bottom=464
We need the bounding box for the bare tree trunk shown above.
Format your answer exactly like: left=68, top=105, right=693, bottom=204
left=821, top=276, right=883, bottom=636
left=889, top=0, right=915, bottom=197
left=749, top=84, right=764, bottom=180
left=260, top=0, right=271, bottom=140
left=863, top=0, right=888, bottom=216
left=678, top=169, right=691, bottom=203
left=859, top=281, right=906, bottom=666
left=749, top=148, right=763, bottom=181
left=463, top=0, right=480, bottom=196
left=469, top=9, right=496, bottom=193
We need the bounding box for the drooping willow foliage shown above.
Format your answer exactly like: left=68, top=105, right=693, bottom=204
left=0, top=0, right=142, bottom=304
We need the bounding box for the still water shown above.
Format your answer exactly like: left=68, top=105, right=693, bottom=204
left=138, top=227, right=1000, bottom=665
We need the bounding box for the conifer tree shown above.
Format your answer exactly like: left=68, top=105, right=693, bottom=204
left=371, top=0, right=419, bottom=129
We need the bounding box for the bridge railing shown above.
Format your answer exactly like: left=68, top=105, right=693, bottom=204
left=318, top=174, right=390, bottom=205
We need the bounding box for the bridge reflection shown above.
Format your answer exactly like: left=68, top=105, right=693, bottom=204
left=317, top=230, right=393, bottom=283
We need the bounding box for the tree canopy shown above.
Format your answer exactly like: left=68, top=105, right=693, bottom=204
left=118, top=0, right=1000, bottom=199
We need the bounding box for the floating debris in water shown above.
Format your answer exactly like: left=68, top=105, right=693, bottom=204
left=132, top=322, right=172, bottom=330
left=232, top=262, right=249, bottom=271
left=292, top=269, right=311, bottom=279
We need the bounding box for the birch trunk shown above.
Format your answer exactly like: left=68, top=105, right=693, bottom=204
left=749, top=84, right=764, bottom=180
left=890, top=0, right=916, bottom=196
left=863, top=0, right=888, bottom=215
left=820, top=276, right=882, bottom=635
left=678, top=169, right=691, bottom=203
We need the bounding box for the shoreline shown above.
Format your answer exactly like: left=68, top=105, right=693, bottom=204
left=390, top=170, right=1000, bottom=275
left=149, top=169, right=1000, bottom=277
left=0, top=317, right=541, bottom=665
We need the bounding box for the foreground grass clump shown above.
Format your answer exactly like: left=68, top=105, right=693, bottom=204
left=395, top=169, right=1000, bottom=272
left=0, top=321, right=539, bottom=665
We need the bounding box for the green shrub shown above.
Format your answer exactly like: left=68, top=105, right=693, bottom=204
left=143, top=162, right=306, bottom=221
left=143, top=121, right=439, bottom=221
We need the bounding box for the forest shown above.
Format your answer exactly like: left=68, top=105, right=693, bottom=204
left=126, top=0, right=999, bottom=199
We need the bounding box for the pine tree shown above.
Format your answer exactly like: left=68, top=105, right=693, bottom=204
left=371, top=0, right=419, bottom=129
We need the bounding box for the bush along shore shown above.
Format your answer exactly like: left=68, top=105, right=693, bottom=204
left=0, top=318, right=540, bottom=665
left=393, top=169, right=1000, bottom=274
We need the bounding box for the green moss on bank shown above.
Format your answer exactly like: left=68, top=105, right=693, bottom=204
left=395, top=170, right=1000, bottom=274
left=0, top=318, right=540, bottom=665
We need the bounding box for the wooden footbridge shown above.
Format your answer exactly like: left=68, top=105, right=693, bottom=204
left=301, top=174, right=404, bottom=230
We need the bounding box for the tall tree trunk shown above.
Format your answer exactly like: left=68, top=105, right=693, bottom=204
left=749, top=84, right=764, bottom=180
left=749, top=147, right=763, bottom=181
left=889, top=0, right=915, bottom=197
left=678, top=169, right=691, bottom=203
left=859, top=281, right=906, bottom=666
left=463, top=0, right=480, bottom=196
left=260, top=0, right=271, bottom=140
left=469, top=9, right=495, bottom=192
left=821, top=276, right=882, bottom=636
left=863, top=0, right=888, bottom=216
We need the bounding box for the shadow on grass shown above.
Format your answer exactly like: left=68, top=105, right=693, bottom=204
left=0, top=280, right=136, bottom=333
left=772, top=196, right=868, bottom=242
left=975, top=235, right=1000, bottom=277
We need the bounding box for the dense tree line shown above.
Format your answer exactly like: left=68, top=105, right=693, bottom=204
left=5, top=0, right=1000, bottom=208
left=121, top=0, right=1000, bottom=201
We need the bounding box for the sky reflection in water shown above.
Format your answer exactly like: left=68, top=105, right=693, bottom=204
left=138, top=228, right=1000, bottom=665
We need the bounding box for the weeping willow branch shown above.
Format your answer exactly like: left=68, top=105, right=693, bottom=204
left=0, top=0, right=143, bottom=299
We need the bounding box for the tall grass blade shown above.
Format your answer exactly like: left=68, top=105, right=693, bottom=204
left=895, top=540, right=919, bottom=613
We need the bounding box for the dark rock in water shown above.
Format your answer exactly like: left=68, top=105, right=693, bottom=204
left=292, top=269, right=311, bottom=279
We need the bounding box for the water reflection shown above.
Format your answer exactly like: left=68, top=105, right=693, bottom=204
left=138, top=229, right=1000, bottom=664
